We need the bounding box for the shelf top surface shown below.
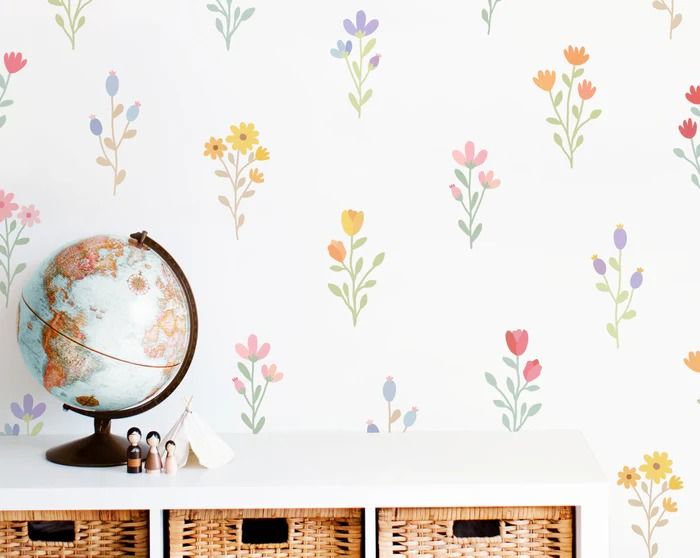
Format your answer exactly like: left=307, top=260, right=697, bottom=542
left=0, top=430, right=605, bottom=492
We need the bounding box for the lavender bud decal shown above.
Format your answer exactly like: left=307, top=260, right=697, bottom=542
left=365, top=376, right=419, bottom=433
left=126, top=101, right=141, bottom=122
left=105, top=71, right=119, bottom=97
left=592, top=225, right=644, bottom=348
left=89, top=115, right=102, bottom=136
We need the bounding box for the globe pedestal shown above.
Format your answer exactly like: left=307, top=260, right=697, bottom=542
left=46, top=417, right=130, bottom=467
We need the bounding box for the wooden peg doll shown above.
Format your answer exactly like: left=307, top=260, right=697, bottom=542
left=164, top=440, right=177, bottom=475
left=126, top=427, right=143, bottom=474
left=145, top=431, right=162, bottom=474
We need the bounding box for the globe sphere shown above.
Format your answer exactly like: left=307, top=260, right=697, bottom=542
left=17, top=235, right=191, bottom=412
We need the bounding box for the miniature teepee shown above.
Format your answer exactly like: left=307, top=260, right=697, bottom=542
left=158, top=398, right=234, bottom=469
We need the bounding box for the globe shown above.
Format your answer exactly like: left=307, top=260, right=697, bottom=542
left=15, top=232, right=197, bottom=467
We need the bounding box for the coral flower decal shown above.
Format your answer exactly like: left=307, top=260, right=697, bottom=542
left=533, top=46, right=602, bottom=168
left=204, top=122, right=270, bottom=239
left=330, top=10, right=381, bottom=118
left=327, top=210, right=385, bottom=326
left=618, top=452, right=682, bottom=558
left=484, top=329, right=543, bottom=432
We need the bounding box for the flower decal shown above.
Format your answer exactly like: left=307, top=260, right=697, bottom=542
left=366, top=376, right=419, bottom=433
left=672, top=85, right=700, bottom=188
left=0, top=52, right=28, bottom=130
left=2, top=394, right=46, bottom=436
left=204, top=121, right=270, bottom=239
left=330, top=10, right=381, bottom=118
left=592, top=225, right=644, bottom=348
left=0, top=190, right=41, bottom=308
left=327, top=209, right=385, bottom=326
left=89, top=72, right=141, bottom=195
left=450, top=141, right=502, bottom=248
left=618, top=452, right=682, bottom=558
left=485, top=329, right=543, bottom=432
left=206, top=4, right=255, bottom=51
left=232, top=334, right=282, bottom=433
left=533, top=45, right=602, bottom=168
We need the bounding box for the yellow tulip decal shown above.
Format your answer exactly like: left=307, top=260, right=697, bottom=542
left=327, top=209, right=384, bottom=327
left=341, top=210, right=364, bottom=236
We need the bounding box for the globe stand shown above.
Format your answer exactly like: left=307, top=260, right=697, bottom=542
left=40, top=231, right=198, bottom=468
left=46, top=416, right=136, bottom=467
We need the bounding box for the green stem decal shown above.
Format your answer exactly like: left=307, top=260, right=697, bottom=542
left=481, top=0, right=502, bottom=35
left=207, top=3, right=255, bottom=51
left=50, top=0, right=95, bottom=50
left=0, top=193, right=36, bottom=309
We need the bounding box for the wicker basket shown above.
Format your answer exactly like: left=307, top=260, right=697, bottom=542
left=378, top=506, right=574, bottom=557
left=0, top=509, right=149, bottom=557
left=168, top=508, right=363, bottom=558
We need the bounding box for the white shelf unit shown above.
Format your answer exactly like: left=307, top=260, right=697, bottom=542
left=0, top=430, right=608, bottom=557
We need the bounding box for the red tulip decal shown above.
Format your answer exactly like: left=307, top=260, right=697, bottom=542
left=673, top=87, right=700, bottom=188
left=505, top=329, right=528, bottom=356
left=686, top=85, right=700, bottom=105
left=0, top=51, right=28, bottom=129
left=3, top=52, right=27, bottom=74
left=485, top=329, right=543, bottom=432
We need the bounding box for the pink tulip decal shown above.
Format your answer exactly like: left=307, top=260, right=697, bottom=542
left=235, top=334, right=270, bottom=361
left=450, top=140, right=502, bottom=248
left=523, top=359, right=542, bottom=382
left=673, top=85, right=700, bottom=189
left=233, top=334, right=282, bottom=433
left=485, top=329, right=543, bottom=431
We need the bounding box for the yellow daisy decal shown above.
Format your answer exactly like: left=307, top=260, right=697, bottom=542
left=617, top=466, right=640, bottom=489
left=203, top=137, right=227, bottom=159
left=226, top=122, right=260, bottom=154
left=255, top=146, right=270, bottom=161
left=640, top=451, right=673, bottom=484
left=669, top=475, right=683, bottom=490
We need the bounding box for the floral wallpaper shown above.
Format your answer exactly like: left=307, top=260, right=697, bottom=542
left=1, top=1, right=699, bottom=555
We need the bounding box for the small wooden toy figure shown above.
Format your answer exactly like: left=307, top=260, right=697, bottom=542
left=163, top=440, right=177, bottom=475
left=144, top=431, right=162, bottom=474
left=126, top=427, right=143, bottom=474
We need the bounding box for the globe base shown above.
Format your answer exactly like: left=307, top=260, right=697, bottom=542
left=46, top=417, right=130, bottom=467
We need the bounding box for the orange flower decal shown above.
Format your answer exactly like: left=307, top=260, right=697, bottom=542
left=533, top=70, right=556, bottom=92
left=577, top=80, right=596, bottom=100
left=684, top=351, right=700, bottom=372
left=564, top=45, right=589, bottom=66
left=327, top=240, right=346, bottom=262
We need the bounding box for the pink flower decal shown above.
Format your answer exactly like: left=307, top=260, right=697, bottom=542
left=235, top=334, right=271, bottom=362
left=523, top=359, right=542, bottom=382
left=233, top=334, right=283, bottom=433
left=261, top=364, right=283, bottom=383
left=18, top=205, right=41, bottom=227
left=450, top=140, right=502, bottom=248
left=0, top=52, right=28, bottom=129
left=0, top=190, right=40, bottom=308
left=452, top=141, right=487, bottom=169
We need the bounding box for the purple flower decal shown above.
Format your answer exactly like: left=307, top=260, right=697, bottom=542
left=8, top=394, right=46, bottom=436
left=592, top=255, right=606, bottom=275
left=368, top=54, right=381, bottom=70
left=330, top=40, right=352, bottom=59
left=614, top=224, right=627, bottom=250
left=343, top=10, right=379, bottom=38
left=331, top=10, right=382, bottom=117
left=592, top=225, right=644, bottom=348
left=630, top=268, right=644, bottom=289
